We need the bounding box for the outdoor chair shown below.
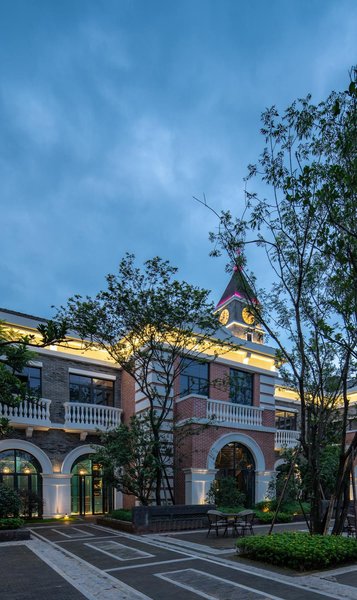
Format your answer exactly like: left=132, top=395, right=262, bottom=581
left=345, top=514, right=356, bottom=538
left=234, top=510, right=255, bottom=536
left=206, top=510, right=229, bottom=537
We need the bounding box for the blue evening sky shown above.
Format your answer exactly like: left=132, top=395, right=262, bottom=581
left=1, top=0, right=356, bottom=317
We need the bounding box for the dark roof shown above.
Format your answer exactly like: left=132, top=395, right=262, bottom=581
left=216, top=268, right=256, bottom=308
left=0, top=308, right=48, bottom=324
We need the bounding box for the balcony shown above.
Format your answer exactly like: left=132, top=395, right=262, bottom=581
left=275, top=429, right=300, bottom=450
left=207, top=399, right=263, bottom=428
left=0, top=398, right=52, bottom=436
left=63, top=402, right=122, bottom=438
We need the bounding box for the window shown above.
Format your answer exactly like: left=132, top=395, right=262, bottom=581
left=69, top=374, right=114, bottom=406
left=18, top=366, right=42, bottom=396
left=230, top=369, right=253, bottom=405
left=275, top=410, right=297, bottom=430
left=180, top=359, right=209, bottom=397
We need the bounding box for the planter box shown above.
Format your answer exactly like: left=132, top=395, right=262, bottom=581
left=0, top=528, right=31, bottom=542
left=96, top=517, right=135, bottom=533
left=133, top=504, right=215, bottom=533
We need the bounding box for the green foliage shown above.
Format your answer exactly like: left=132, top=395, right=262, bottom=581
left=94, top=414, right=160, bottom=506
left=0, top=517, right=25, bottom=530
left=207, top=477, right=246, bottom=508
left=236, top=532, right=357, bottom=571
left=254, top=510, right=293, bottom=524
left=0, top=484, right=21, bottom=518
left=208, top=68, right=357, bottom=533
left=218, top=505, right=246, bottom=513
left=0, top=318, right=68, bottom=436
left=19, top=489, right=43, bottom=518
left=109, top=509, right=132, bottom=522
left=57, top=253, right=236, bottom=505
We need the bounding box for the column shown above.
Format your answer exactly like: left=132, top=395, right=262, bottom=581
left=183, top=468, right=218, bottom=505
left=41, top=474, right=72, bottom=517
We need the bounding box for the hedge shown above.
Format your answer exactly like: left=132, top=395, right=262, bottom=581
left=109, top=509, right=132, bottom=522
left=236, top=532, right=357, bottom=571
left=0, top=518, right=25, bottom=530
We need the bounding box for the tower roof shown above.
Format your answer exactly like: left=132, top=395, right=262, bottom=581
left=216, top=267, right=256, bottom=308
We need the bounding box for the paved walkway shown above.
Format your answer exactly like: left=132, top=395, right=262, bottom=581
left=0, top=523, right=356, bottom=599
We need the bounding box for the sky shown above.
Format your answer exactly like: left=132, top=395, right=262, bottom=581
left=0, top=0, right=356, bottom=318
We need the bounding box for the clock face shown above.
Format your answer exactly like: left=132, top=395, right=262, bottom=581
left=219, top=308, right=229, bottom=325
left=242, top=306, right=255, bottom=325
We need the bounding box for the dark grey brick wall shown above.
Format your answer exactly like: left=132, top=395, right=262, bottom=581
left=38, top=353, right=121, bottom=424
left=8, top=428, right=101, bottom=466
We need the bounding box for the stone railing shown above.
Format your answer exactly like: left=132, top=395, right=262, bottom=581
left=274, top=429, right=300, bottom=450
left=63, top=402, right=122, bottom=432
left=0, top=397, right=51, bottom=427
left=207, top=399, right=263, bottom=427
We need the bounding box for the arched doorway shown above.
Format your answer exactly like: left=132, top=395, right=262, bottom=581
left=215, top=442, right=255, bottom=506
left=71, top=455, right=109, bottom=515
left=0, top=449, right=42, bottom=517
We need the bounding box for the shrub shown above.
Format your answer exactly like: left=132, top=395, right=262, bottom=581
left=109, top=509, right=132, bottom=522
left=0, top=517, right=25, bottom=530
left=19, top=490, right=43, bottom=518
left=237, top=532, right=357, bottom=571
left=207, top=478, right=246, bottom=508
left=0, top=484, right=21, bottom=518
left=218, top=506, right=246, bottom=514
left=255, top=510, right=293, bottom=524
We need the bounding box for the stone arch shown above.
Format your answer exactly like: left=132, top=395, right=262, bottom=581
left=207, top=432, right=266, bottom=472
left=61, top=445, right=100, bottom=474
left=274, top=458, right=286, bottom=471
left=0, top=439, right=53, bottom=474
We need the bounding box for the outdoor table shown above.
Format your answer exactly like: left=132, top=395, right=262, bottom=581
left=221, top=510, right=254, bottom=536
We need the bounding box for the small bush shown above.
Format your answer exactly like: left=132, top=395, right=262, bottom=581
left=237, top=532, right=357, bottom=571
left=0, top=484, right=21, bottom=518
left=0, top=517, right=25, bottom=530
left=207, top=478, right=246, bottom=507
left=19, top=490, right=44, bottom=518
left=218, top=506, right=246, bottom=514
left=255, top=510, right=293, bottom=524
left=109, top=509, right=132, bottom=522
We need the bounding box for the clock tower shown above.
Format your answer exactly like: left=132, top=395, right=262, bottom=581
left=215, top=267, right=264, bottom=343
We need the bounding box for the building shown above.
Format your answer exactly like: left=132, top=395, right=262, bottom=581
left=1, top=271, right=355, bottom=517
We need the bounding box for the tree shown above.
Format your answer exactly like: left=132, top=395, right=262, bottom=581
left=0, top=318, right=68, bottom=437
left=57, top=254, right=235, bottom=505
left=203, top=68, right=357, bottom=533
left=94, top=414, right=159, bottom=506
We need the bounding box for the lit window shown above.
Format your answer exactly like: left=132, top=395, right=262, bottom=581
left=275, top=410, right=297, bottom=430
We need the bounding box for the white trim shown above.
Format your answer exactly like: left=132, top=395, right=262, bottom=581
left=275, top=406, right=298, bottom=413
left=33, top=346, right=120, bottom=369
left=61, top=445, right=100, bottom=474
left=0, top=439, right=53, bottom=473
left=274, top=458, right=286, bottom=470
left=68, top=368, right=116, bottom=381
left=28, top=360, right=43, bottom=367
left=207, top=431, right=266, bottom=472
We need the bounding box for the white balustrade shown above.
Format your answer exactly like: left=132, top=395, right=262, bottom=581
left=275, top=429, right=300, bottom=449
left=0, top=397, right=51, bottom=426
left=207, top=399, right=263, bottom=427
left=64, top=402, right=122, bottom=431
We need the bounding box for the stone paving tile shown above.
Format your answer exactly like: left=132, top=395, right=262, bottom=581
left=0, top=544, right=88, bottom=600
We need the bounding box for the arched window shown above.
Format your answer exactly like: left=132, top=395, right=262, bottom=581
left=0, top=449, right=42, bottom=516
left=215, top=442, right=255, bottom=506
left=71, top=454, right=110, bottom=515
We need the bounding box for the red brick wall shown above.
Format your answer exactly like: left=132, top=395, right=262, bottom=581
left=121, top=371, right=136, bottom=423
